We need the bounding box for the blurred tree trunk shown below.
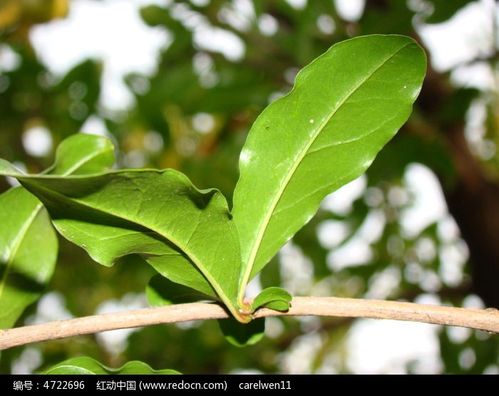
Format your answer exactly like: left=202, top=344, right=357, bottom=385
left=418, top=66, right=499, bottom=308
left=443, top=130, right=499, bottom=308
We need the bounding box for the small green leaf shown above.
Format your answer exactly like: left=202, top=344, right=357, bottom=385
left=232, top=35, right=426, bottom=296
left=43, top=356, right=179, bottom=374
left=261, top=300, right=290, bottom=311
left=218, top=318, right=265, bottom=347
left=252, top=287, right=292, bottom=312
left=146, top=274, right=214, bottom=306
left=50, top=133, right=115, bottom=175
left=0, top=165, right=243, bottom=321
left=0, top=134, right=114, bottom=328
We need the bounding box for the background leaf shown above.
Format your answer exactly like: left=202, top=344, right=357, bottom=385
left=43, top=356, right=179, bottom=374
left=232, top=35, right=426, bottom=291
left=0, top=134, right=114, bottom=328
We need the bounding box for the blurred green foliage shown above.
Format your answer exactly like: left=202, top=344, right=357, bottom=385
left=0, top=0, right=497, bottom=374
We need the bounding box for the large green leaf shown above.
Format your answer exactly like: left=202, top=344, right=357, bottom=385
left=232, top=35, right=426, bottom=295
left=0, top=162, right=243, bottom=320
left=43, top=356, right=179, bottom=374
left=0, top=134, right=114, bottom=328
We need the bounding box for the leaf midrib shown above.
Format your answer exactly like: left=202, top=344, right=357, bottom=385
left=240, top=42, right=411, bottom=289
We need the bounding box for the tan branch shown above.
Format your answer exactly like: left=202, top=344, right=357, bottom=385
left=1, top=297, right=498, bottom=350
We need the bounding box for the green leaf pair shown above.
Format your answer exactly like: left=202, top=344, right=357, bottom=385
left=0, top=36, right=426, bottom=341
